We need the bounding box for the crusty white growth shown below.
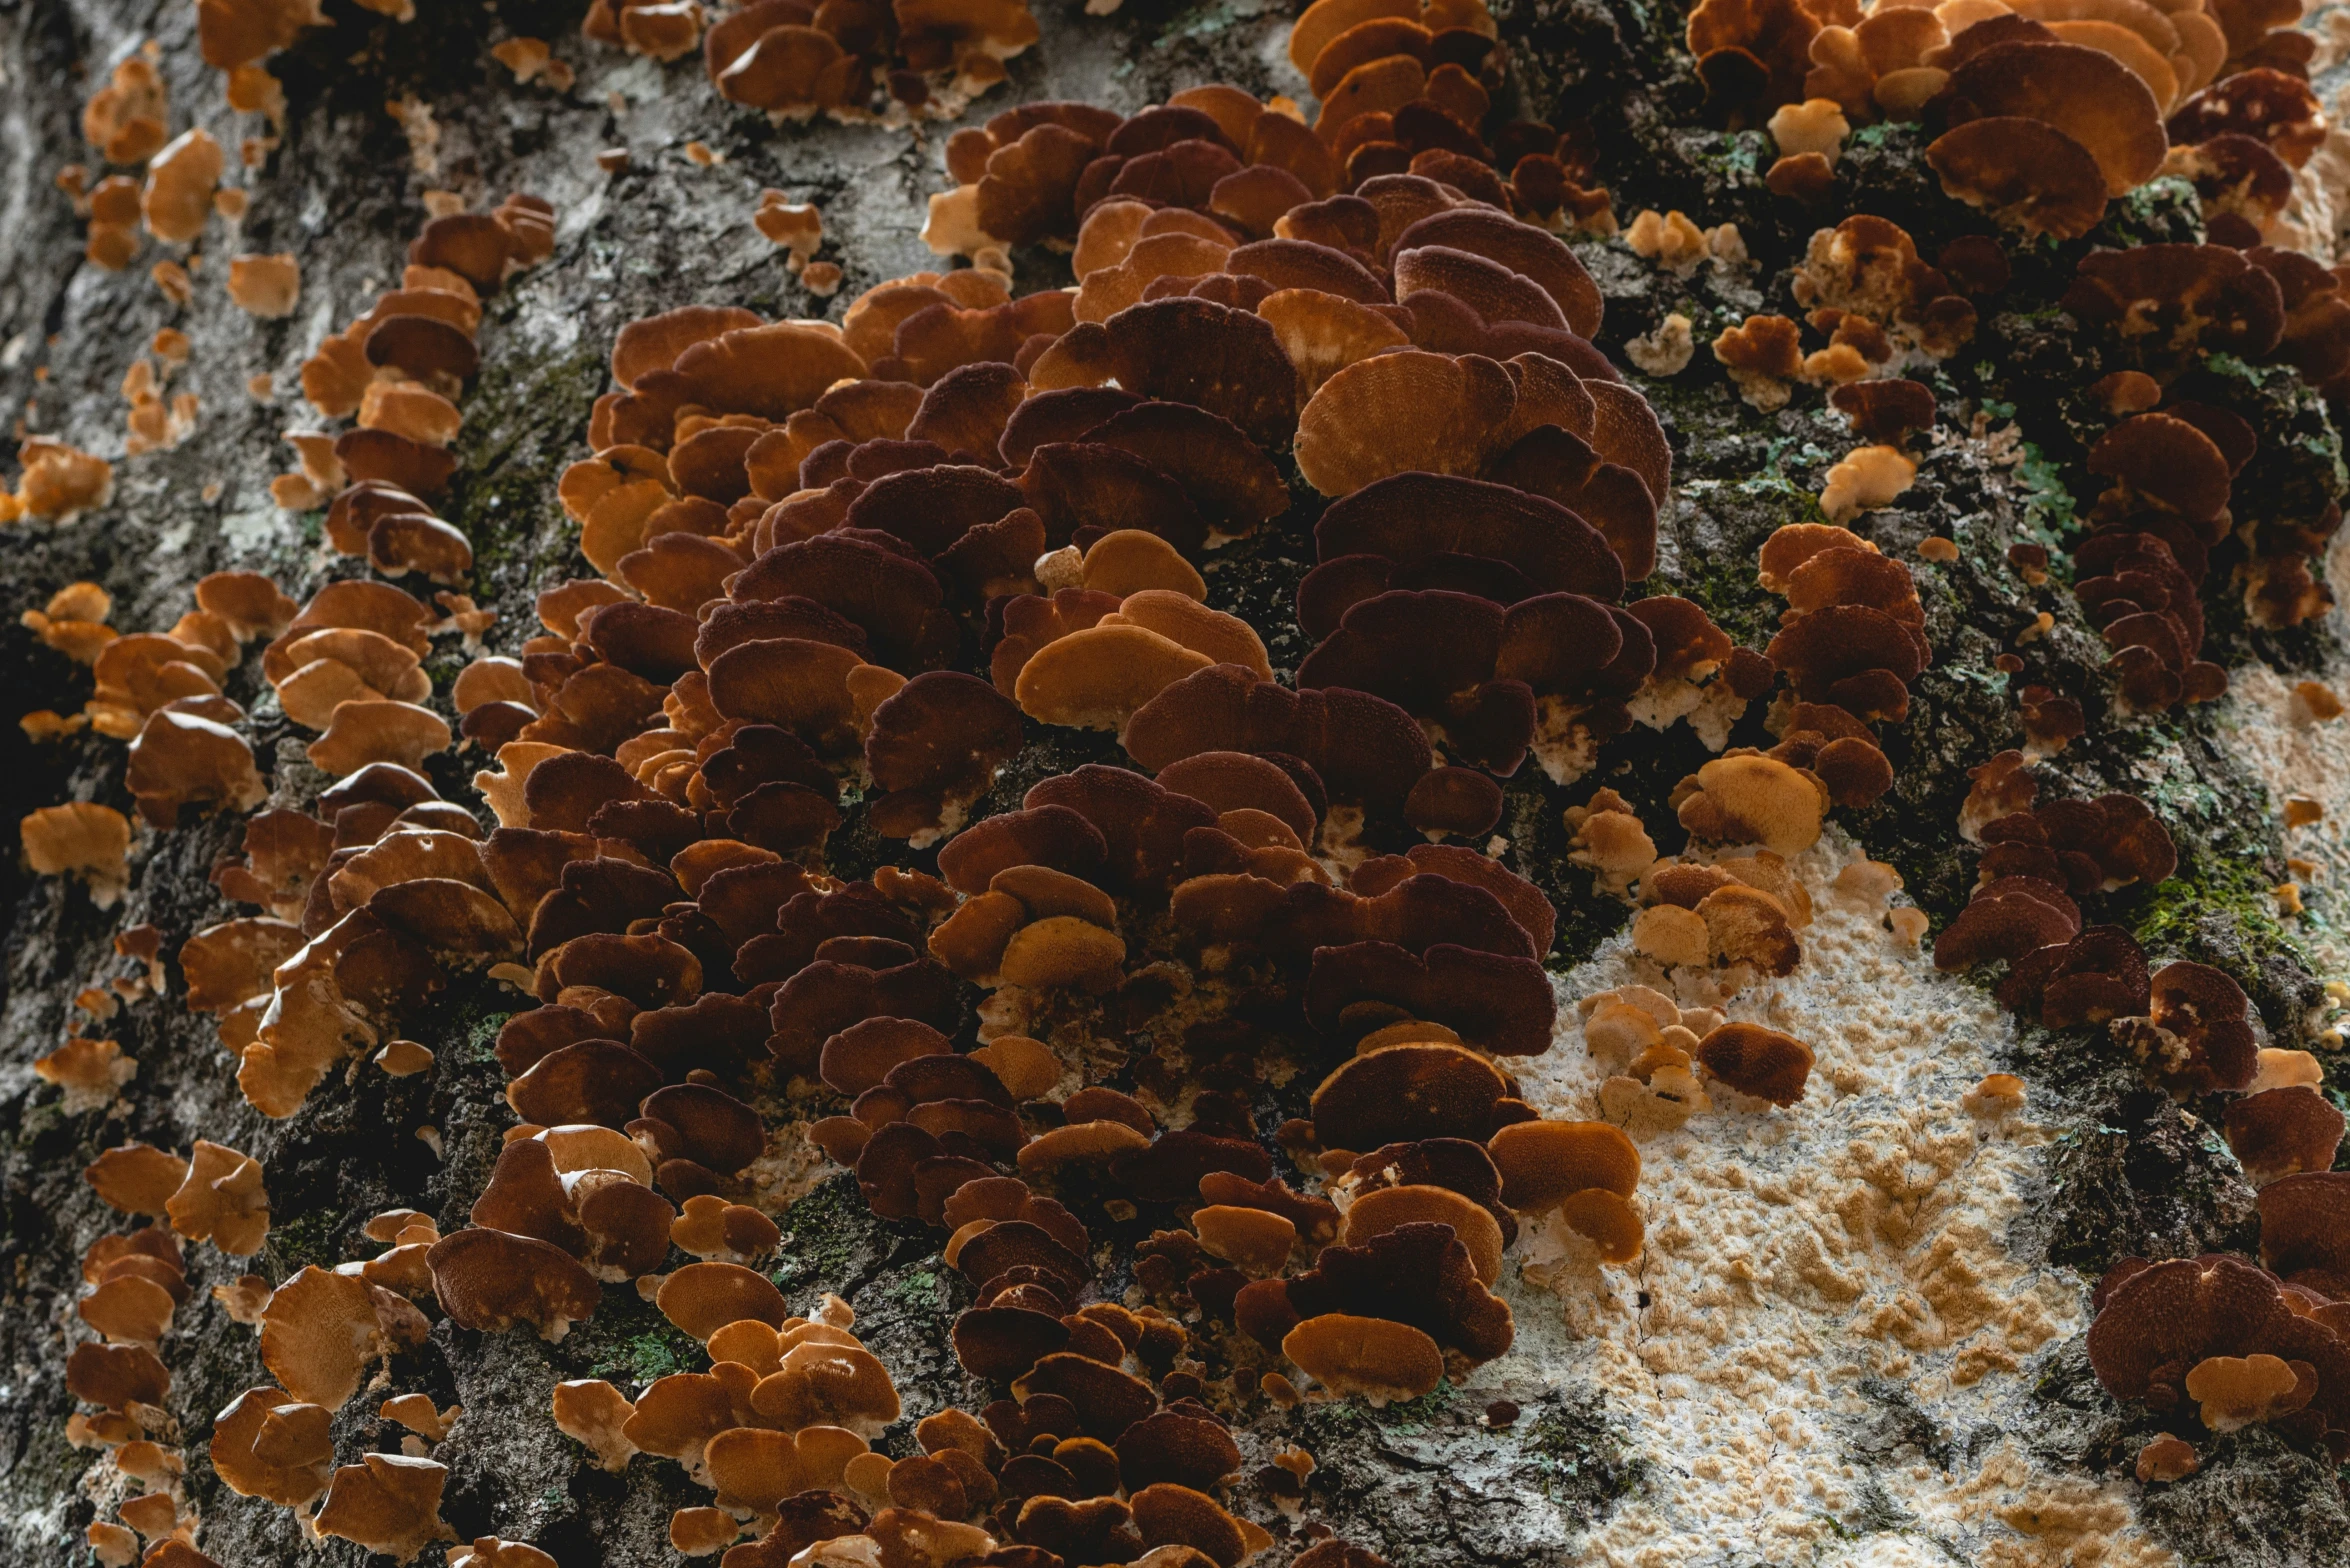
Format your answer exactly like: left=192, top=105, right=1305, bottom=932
left=1470, top=831, right=2175, bottom=1566
left=2215, top=523, right=2350, bottom=1022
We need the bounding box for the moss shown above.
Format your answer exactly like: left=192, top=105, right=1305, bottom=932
left=1688, top=131, right=1766, bottom=181
left=2106, top=177, right=2202, bottom=245
left=599, top=1332, right=693, bottom=1386
left=464, top=1008, right=514, bottom=1066
left=771, top=1173, right=870, bottom=1297
left=2129, top=848, right=2309, bottom=977
left=885, top=1268, right=939, bottom=1304
left=1517, top=1400, right=1646, bottom=1509
left=2009, top=441, right=2080, bottom=561
left=448, top=340, right=607, bottom=577
left=572, top=1291, right=701, bottom=1387
left=1666, top=470, right=1824, bottom=646
left=266, top=1207, right=345, bottom=1272
left=14, top=1100, right=62, bottom=1150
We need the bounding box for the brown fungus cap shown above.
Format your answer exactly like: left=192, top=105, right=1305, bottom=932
left=658, top=1261, right=791, bottom=1341
left=2063, top=242, right=2285, bottom=362
left=1828, top=378, right=1936, bottom=444
left=1309, top=1042, right=1510, bottom=1151
left=2184, top=1352, right=2311, bottom=1432
left=87, top=1143, right=191, bottom=1217
left=315, top=1452, right=456, bottom=1563
left=1486, top=1119, right=1640, bottom=1211
left=1927, top=115, right=2110, bottom=240
left=1011, top=1351, right=1159, bottom=1438
left=1673, top=754, right=1827, bottom=856
left=425, top=1228, right=601, bottom=1340
left=2112, top=959, right=2259, bottom=1093
left=164, top=1139, right=270, bottom=1255
left=66, top=1340, right=169, bottom=1411
left=1693, top=1022, right=1816, bottom=1106
left=124, top=710, right=266, bottom=828
left=2257, top=1172, right=2350, bottom=1294
left=2087, top=1252, right=2350, bottom=1434
left=1999, top=924, right=2152, bottom=1028
left=1307, top=940, right=1557, bottom=1056
left=551, top=1378, right=640, bottom=1472
left=258, top=1266, right=387, bottom=1411
left=210, top=1385, right=333, bottom=1507
left=1282, top=1313, right=1444, bottom=1404
left=2224, top=1087, right=2346, bottom=1182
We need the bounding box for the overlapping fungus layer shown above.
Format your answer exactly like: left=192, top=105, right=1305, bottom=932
left=19, top=0, right=2350, bottom=1560
left=584, top=0, right=1040, bottom=122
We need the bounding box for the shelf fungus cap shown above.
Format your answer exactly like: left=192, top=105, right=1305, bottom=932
left=1674, top=754, right=1827, bottom=856
left=2135, top=1434, right=2199, bottom=1484
left=211, top=1385, right=333, bottom=1506
left=141, top=128, right=223, bottom=243
left=1280, top=1313, right=1443, bottom=1404
left=657, top=1260, right=790, bottom=1341
left=1083, top=529, right=1208, bottom=600
left=551, top=1378, right=639, bottom=1471
left=670, top=1193, right=783, bottom=1262
left=304, top=699, right=453, bottom=776
left=1295, top=349, right=1517, bottom=497
left=1818, top=443, right=1917, bottom=523
left=315, top=1452, right=456, bottom=1563
left=125, top=709, right=265, bottom=828
left=1193, top=1204, right=1299, bottom=1277
left=1341, top=1183, right=1503, bottom=1284
left=259, top=1265, right=386, bottom=1410
left=426, top=1227, right=601, bottom=1340
left=1926, top=116, right=2109, bottom=241
left=2223, top=1086, right=2345, bottom=1183
left=1694, top=1022, right=1816, bottom=1106
left=449, top=1542, right=561, bottom=1568
left=999, top=913, right=1128, bottom=988
left=750, top=1340, right=903, bottom=1438
left=66, top=1339, right=169, bottom=1411
left=1016, top=622, right=1214, bottom=731
left=164, top=1139, right=270, bottom=1254
left=1936, top=40, right=2166, bottom=198
left=20, top=803, right=133, bottom=906
left=1309, top=1042, right=1510, bottom=1151
left=1557, top=1187, right=1646, bottom=1263
left=1486, top=1119, right=1640, bottom=1212
left=87, top=1142, right=191, bottom=1216
left=1130, top=1483, right=1257, bottom=1568
left=227, top=253, right=302, bottom=317
left=703, top=1419, right=867, bottom=1514
left=2183, top=1352, right=2312, bottom=1432
left=1017, top=1117, right=1153, bottom=1174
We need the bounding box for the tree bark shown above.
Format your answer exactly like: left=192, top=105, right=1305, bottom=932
left=2, top=1, right=2346, bottom=1565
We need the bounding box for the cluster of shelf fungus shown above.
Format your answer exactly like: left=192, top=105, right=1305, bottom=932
left=15, top=0, right=2350, bottom=1560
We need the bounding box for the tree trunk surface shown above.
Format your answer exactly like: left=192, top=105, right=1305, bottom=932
left=3, top=1, right=2349, bottom=1565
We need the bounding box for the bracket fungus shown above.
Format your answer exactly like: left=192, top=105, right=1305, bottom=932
left=30, top=32, right=2345, bottom=1561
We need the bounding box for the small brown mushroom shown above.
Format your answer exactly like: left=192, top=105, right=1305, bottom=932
left=315, top=1452, right=457, bottom=1562
left=425, top=1228, right=601, bottom=1340
left=551, top=1378, right=639, bottom=1471
left=227, top=253, right=300, bottom=316
left=260, top=1266, right=388, bottom=1410
left=1693, top=1022, right=1815, bottom=1106
left=1281, top=1313, right=1443, bottom=1404
left=19, top=803, right=133, bottom=907
left=164, top=1139, right=270, bottom=1255
left=211, top=1386, right=334, bottom=1507
left=2183, top=1351, right=2310, bottom=1431
left=2135, top=1433, right=2199, bottom=1483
